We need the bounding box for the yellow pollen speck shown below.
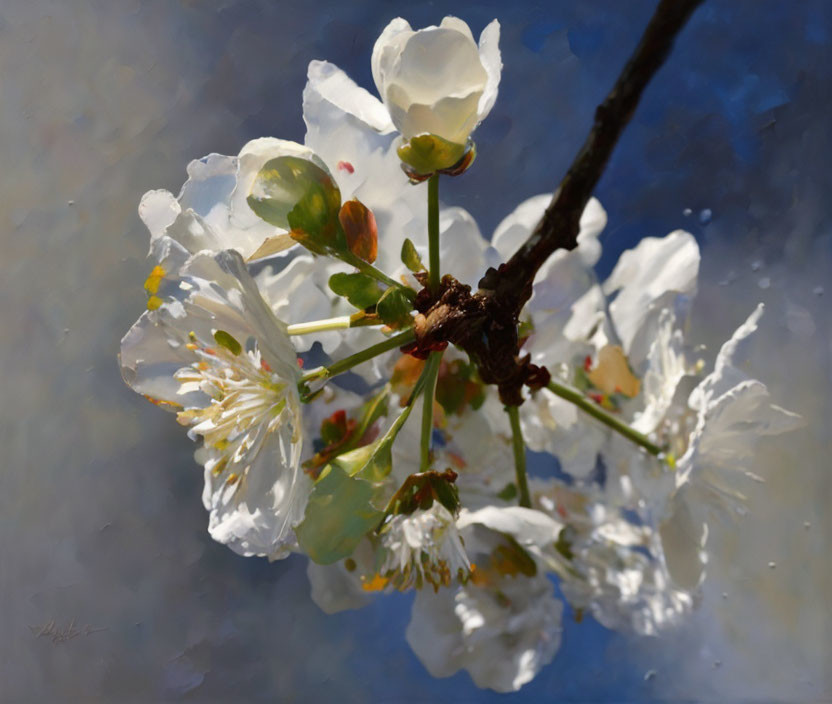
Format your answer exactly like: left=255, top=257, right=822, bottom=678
left=361, top=574, right=389, bottom=592
left=146, top=295, right=163, bottom=311
left=144, top=265, right=166, bottom=295
left=186, top=342, right=199, bottom=351
left=226, top=473, right=240, bottom=486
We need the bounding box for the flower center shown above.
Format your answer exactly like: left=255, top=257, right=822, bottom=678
left=379, top=506, right=470, bottom=592
left=174, top=332, right=296, bottom=481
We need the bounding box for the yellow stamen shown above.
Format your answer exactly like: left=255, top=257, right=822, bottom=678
left=144, top=265, right=166, bottom=295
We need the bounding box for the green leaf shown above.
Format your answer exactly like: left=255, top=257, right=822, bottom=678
left=247, top=155, right=341, bottom=249
left=329, top=272, right=384, bottom=310
left=213, top=330, right=241, bottom=356
left=332, top=440, right=393, bottom=485
left=353, top=388, right=390, bottom=442
left=396, top=134, right=466, bottom=176
left=376, top=286, right=413, bottom=329
left=400, top=238, right=425, bottom=273
left=296, top=399, right=416, bottom=564
left=295, top=464, right=384, bottom=564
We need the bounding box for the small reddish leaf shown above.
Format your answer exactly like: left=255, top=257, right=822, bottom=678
left=339, top=199, right=378, bottom=263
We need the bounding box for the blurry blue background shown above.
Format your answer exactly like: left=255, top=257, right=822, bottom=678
left=1, top=1, right=829, bottom=701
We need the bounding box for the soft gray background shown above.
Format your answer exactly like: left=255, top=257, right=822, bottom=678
left=1, top=1, right=829, bottom=701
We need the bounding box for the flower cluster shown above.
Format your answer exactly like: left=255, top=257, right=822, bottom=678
left=119, top=17, right=800, bottom=692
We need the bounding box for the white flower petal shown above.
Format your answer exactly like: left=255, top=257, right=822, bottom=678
left=477, top=20, right=502, bottom=119
left=392, top=27, right=486, bottom=107
left=603, top=230, right=699, bottom=365
left=177, top=153, right=238, bottom=231
left=691, top=303, right=764, bottom=406
left=203, top=425, right=307, bottom=560
left=659, top=492, right=708, bottom=590
left=440, top=16, right=475, bottom=42
left=438, top=206, right=490, bottom=288
left=256, top=255, right=343, bottom=354
left=139, top=189, right=179, bottom=243
left=371, top=18, right=413, bottom=99
left=306, top=60, right=393, bottom=136
left=407, top=571, right=563, bottom=692
left=457, top=506, right=562, bottom=549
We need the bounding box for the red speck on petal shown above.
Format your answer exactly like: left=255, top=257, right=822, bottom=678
left=556, top=504, right=568, bottom=519
left=260, top=359, right=272, bottom=372
left=589, top=393, right=604, bottom=405
left=337, top=161, right=354, bottom=174
left=296, top=357, right=304, bottom=368
left=583, top=355, right=593, bottom=372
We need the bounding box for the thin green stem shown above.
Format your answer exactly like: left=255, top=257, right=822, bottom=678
left=418, top=173, right=443, bottom=470
left=427, top=174, right=440, bottom=292
left=300, top=328, right=415, bottom=383
left=546, top=379, right=664, bottom=456
left=286, top=312, right=379, bottom=336
left=338, top=249, right=416, bottom=300
left=506, top=405, right=531, bottom=508
left=419, top=351, right=443, bottom=471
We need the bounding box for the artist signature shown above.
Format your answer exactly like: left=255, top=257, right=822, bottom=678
left=29, top=618, right=107, bottom=644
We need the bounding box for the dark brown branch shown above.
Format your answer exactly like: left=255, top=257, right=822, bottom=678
left=413, top=0, right=704, bottom=406
left=481, top=0, right=705, bottom=303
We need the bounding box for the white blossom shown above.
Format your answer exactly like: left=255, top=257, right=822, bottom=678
left=120, top=250, right=306, bottom=559
left=603, top=305, right=802, bottom=589
left=372, top=17, right=501, bottom=146
left=530, top=478, right=695, bottom=635
left=379, top=502, right=470, bottom=591
left=406, top=506, right=563, bottom=692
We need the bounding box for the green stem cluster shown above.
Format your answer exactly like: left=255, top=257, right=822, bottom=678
left=339, top=249, right=416, bottom=300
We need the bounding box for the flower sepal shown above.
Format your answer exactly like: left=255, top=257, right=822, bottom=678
left=382, top=468, right=461, bottom=520
left=397, top=135, right=476, bottom=182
